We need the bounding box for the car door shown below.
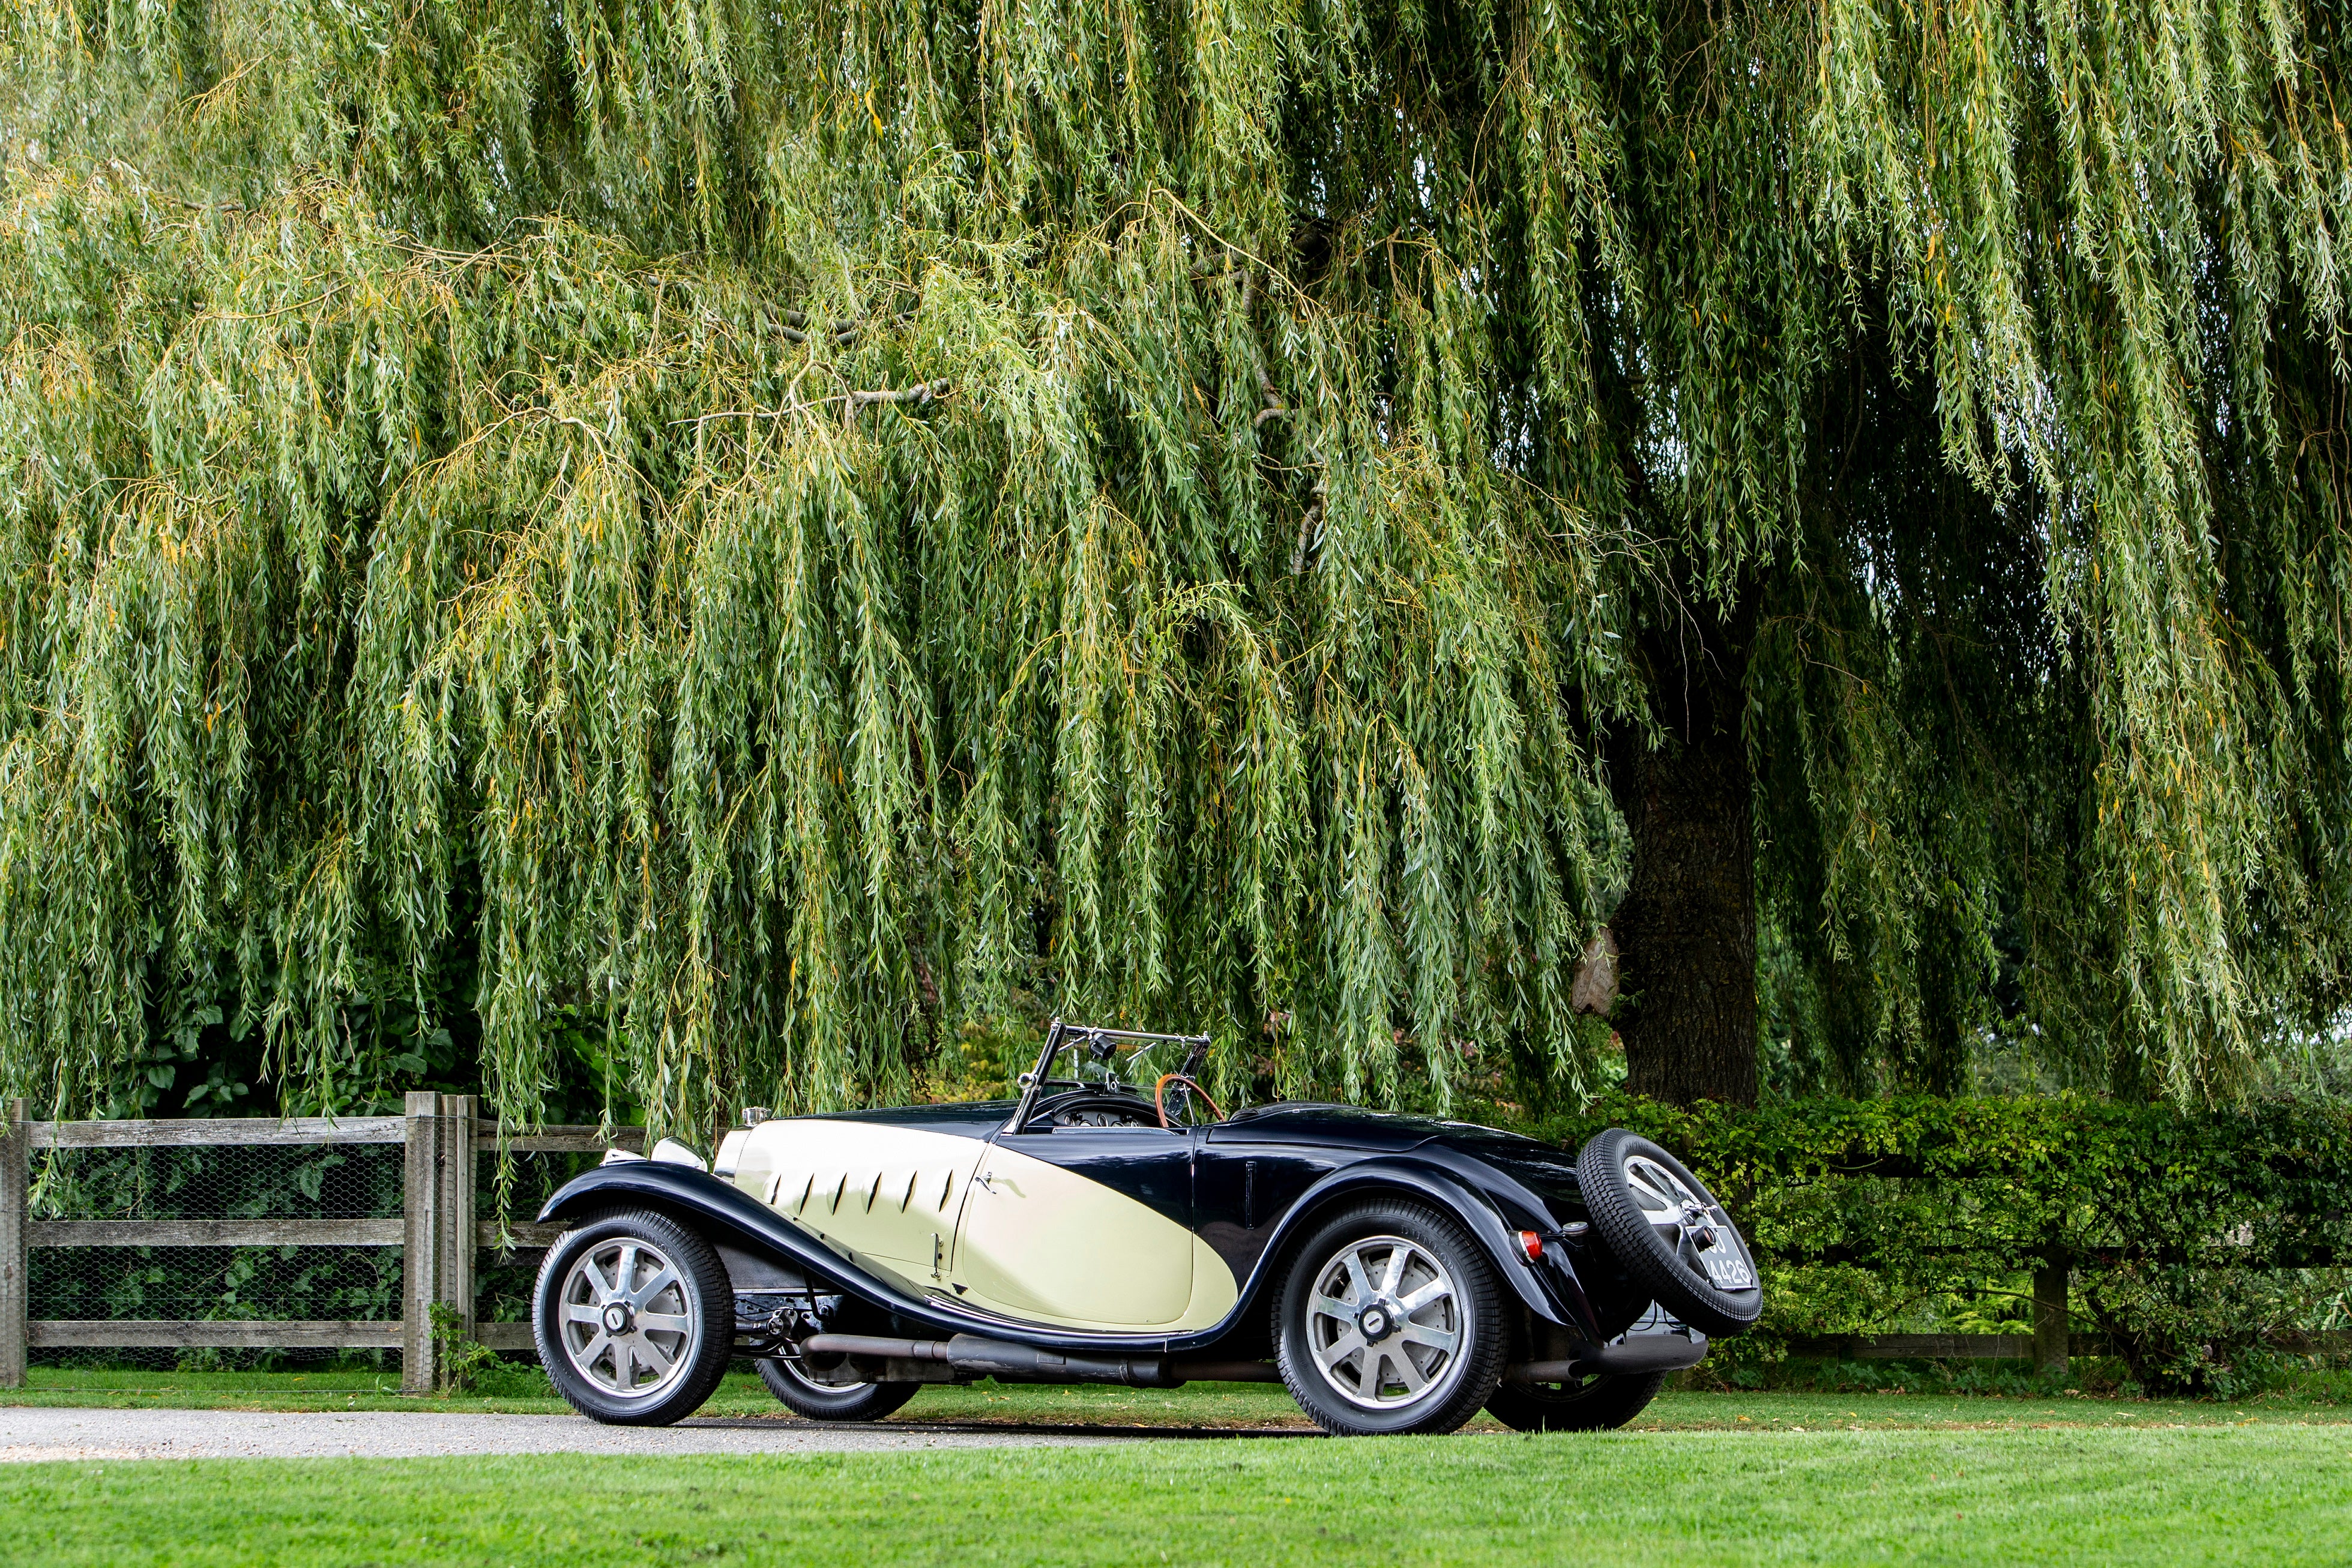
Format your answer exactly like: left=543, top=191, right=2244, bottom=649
left=950, top=1123, right=1214, bottom=1328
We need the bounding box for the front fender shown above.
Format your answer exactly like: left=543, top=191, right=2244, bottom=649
left=534, top=1162, right=1235, bottom=1352
left=1238, top=1155, right=1606, bottom=1339
left=537, top=1162, right=951, bottom=1328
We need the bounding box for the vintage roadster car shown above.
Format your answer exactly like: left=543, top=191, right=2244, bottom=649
left=529, top=1021, right=1761, bottom=1436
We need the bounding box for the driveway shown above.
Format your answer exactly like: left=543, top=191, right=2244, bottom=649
left=0, top=1408, right=1182, bottom=1461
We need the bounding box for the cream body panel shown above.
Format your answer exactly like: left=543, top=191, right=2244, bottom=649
left=732, top=1119, right=985, bottom=1276
left=951, top=1139, right=1240, bottom=1331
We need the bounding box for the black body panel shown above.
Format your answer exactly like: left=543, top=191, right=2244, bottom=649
left=998, top=1123, right=1195, bottom=1230
left=1192, top=1141, right=1348, bottom=1286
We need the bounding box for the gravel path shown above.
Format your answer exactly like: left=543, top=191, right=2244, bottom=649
left=0, top=1408, right=1142, bottom=1461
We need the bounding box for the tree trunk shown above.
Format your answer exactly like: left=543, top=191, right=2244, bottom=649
left=1608, top=620, right=1759, bottom=1106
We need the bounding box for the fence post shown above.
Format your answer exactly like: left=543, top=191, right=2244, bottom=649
left=438, top=1094, right=477, bottom=1372
left=402, top=1100, right=456, bottom=1392
left=2033, top=1235, right=2070, bottom=1377
left=0, top=1099, right=25, bottom=1389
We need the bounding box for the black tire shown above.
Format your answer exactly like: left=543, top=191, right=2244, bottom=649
left=1273, top=1199, right=1507, bottom=1437
left=1486, top=1371, right=1666, bottom=1432
left=1576, top=1129, right=1762, bottom=1338
left=533, top=1208, right=734, bottom=1426
left=757, top=1354, right=921, bottom=1422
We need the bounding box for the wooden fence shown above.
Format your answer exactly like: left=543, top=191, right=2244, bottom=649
left=0, top=1094, right=639, bottom=1392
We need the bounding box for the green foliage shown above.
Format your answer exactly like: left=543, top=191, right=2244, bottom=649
left=1534, top=1094, right=2352, bottom=1396
left=426, top=1302, right=550, bottom=1397
left=2, top=0, right=2352, bottom=1128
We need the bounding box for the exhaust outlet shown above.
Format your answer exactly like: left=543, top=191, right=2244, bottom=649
left=1509, top=1331, right=1709, bottom=1383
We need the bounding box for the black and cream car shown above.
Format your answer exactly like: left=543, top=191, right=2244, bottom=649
left=530, top=1022, right=1761, bottom=1436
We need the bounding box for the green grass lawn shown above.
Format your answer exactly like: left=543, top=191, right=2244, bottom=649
left=2, top=1426, right=2346, bottom=1565
left=7, top=1365, right=2352, bottom=1431
left=9, top=1374, right=2348, bottom=1562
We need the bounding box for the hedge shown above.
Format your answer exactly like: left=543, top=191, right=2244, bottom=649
left=1523, top=1096, right=2352, bottom=1395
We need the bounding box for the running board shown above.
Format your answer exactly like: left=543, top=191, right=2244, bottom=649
left=1509, top=1332, right=1709, bottom=1383
left=797, top=1332, right=1279, bottom=1387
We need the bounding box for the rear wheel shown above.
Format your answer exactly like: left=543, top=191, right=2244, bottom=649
left=1273, top=1199, right=1506, bottom=1437
left=1486, top=1370, right=1666, bottom=1432
left=757, top=1353, right=920, bottom=1422
left=534, top=1209, right=733, bottom=1426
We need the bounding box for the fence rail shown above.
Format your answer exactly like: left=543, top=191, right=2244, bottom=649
left=29, top=1117, right=406, bottom=1148
left=0, top=1096, right=642, bottom=1390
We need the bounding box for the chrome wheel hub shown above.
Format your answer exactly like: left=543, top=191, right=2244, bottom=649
left=1624, top=1154, right=1756, bottom=1292
left=1303, top=1234, right=1465, bottom=1411
left=558, top=1237, right=697, bottom=1401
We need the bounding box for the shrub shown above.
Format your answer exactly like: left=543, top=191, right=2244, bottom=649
left=1519, top=1095, right=2352, bottom=1396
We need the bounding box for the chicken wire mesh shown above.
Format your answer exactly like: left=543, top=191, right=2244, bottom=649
left=25, top=1133, right=608, bottom=1372
left=28, top=1139, right=405, bottom=1371
left=475, top=1147, right=606, bottom=1336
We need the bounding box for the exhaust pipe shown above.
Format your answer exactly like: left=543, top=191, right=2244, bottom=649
left=1509, top=1332, right=1709, bottom=1383
left=798, top=1333, right=1279, bottom=1387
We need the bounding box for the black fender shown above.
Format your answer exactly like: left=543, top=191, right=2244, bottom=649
left=538, top=1162, right=934, bottom=1320
left=1228, top=1154, right=1608, bottom=1340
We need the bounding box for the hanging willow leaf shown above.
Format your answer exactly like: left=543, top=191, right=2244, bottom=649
left=0, top=0, right=2348, bottom=1134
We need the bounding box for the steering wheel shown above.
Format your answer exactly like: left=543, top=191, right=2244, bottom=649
left=1154, top=1073, right=1225, bottom=1129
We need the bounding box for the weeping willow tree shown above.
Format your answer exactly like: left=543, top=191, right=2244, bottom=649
left=0, top=0, right=2349, bottom=1132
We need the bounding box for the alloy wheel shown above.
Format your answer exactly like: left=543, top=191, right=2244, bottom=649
left=556, top=1237, right=698, bottom=1401
left=1622, top=1151, right=1755, bottom=1294
left=1300, top=1233, right=1465, bottom=1411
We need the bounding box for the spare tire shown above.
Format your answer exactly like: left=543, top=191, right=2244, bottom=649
left=1575, top=1128, right=1762, bottom=1337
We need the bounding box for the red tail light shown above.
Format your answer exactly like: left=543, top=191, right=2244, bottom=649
left=1516, top=1229, right=1543, bottom=1261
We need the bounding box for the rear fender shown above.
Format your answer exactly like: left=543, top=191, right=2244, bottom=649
left=1237, top=1156, right=1605, bottom=1338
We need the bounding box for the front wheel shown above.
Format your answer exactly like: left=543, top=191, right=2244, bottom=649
left=1486, top=1371, right=1666, bottom=1432
left=757, top=1352, right=920, bottom=1422
left=533, top=1209, right=734, bottom=1426
left=1273, top=1199, right=1506, bottom=1436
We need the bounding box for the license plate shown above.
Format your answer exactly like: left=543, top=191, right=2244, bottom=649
left=1702, top=1253, right=1756, bottom=1289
